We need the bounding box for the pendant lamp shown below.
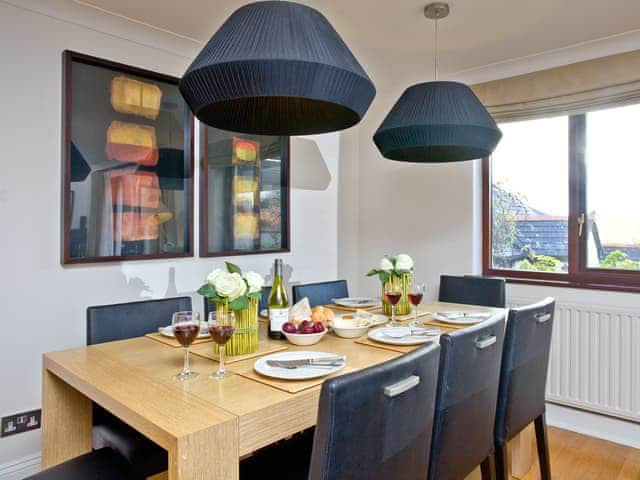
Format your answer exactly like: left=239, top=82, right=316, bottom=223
left=373, top=3, right=501, bottom=163
left=180, top=1, right=376, bottom=136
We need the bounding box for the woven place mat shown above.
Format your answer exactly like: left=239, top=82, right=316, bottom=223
left=190, top=339, right=288, bottom=364
left=145, top=332, right=212, bottom=348
left=354, top=336, right=419, bottom=354
left=234, top=365, right=355, bottom=394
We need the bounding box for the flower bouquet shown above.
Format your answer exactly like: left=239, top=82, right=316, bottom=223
left=367, top=254, right=414, bottom=316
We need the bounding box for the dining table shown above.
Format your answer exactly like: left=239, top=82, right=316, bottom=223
left=41, top=300, right=535, bottom=480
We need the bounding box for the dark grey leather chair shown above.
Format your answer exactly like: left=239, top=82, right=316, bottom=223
left=291, top=280, right=348, bottom=307
left=494, top=298, right=555, bottom=480
left=24, top=447, right=142, bottom=480
left=438, top=275, right=506, bottom=308
left=204, top=286, right=272, bottom=318
left=241, top=343, right=441, bottom=480
left=428, top=314, right=506, bottom=480
left=87, top=296, right=191, bottom=478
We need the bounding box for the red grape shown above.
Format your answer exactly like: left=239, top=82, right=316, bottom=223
left=282, top=322, right=298, bottom=334
left=313, top=322, right=325, bottom=333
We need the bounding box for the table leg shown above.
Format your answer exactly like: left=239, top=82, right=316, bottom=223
left=510, top=423, right=535, bottom=478
left=41, top=368, right=92, bottom=468
left=168, top=418, right=239, bottom=480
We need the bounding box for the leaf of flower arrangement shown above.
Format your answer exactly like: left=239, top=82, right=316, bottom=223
left=225, top=262, right=242, bottom=274
left=198, top=284, right=215, bottom=297
left=229, top=295, right=249, bottom=311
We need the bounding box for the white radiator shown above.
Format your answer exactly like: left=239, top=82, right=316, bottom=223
left=509, top=296, right=640, bottom=423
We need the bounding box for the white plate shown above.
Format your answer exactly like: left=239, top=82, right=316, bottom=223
left=260, top=309, right=268, bottom=318
left=158, top=323, right=210, bottom=339
left=254, top=351, right=346, bottom=380
left=368, top=327, right=438, bottom=346
left=332, top=297, right=380, bottom=308
left=432, top=311, right=492, bottom=325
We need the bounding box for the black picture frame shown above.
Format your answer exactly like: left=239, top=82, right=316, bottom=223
left=200, top=125, right=291, bottom=257
left=61, top=50, right=194, bottom=264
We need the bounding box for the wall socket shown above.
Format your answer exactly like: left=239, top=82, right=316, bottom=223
left=1, top=409, right=41, bottom=438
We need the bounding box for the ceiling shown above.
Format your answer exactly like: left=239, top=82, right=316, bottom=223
left=79, top=0, right=640, bottom=79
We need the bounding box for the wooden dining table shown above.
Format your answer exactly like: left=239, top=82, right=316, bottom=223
left=42, top=301, right=534, bottom=480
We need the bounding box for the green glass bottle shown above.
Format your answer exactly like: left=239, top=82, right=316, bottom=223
left=268, top=259, right=289, bottom=340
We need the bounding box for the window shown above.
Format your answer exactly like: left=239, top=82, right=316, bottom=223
left=484, top=103, right=640, bottom=290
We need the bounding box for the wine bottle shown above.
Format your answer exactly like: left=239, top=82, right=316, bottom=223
left=268, top=259, right=289, bottom=340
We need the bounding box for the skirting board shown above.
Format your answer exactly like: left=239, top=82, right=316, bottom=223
left=546, top=402, right=640, bottom=449
left=0, top=453, right=40, bottom=480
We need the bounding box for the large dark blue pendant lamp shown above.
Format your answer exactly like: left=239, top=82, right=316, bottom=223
left=180, top=1, right=376, bottom=136
left=373, top=3, right=501, bottom=163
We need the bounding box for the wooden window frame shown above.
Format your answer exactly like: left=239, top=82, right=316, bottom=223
left=483, top=112, right=640, bottom=293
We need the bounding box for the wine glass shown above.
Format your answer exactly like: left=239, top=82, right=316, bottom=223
left=408, top=283, right=426, bottom=327
left=172, top=311, right=200, bottom=381
left=208, top=311, right=236, bottom=379
left=384, top=288, right=403, bottom=327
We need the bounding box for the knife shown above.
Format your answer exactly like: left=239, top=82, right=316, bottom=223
left=267, top=356, right=346, bottom=368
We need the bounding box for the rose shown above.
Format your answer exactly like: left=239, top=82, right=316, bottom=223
left=379, top=257, right=394, bottom=272
left=207, top=268, right=225, bottom=286
left=395, top=254, right=414, bottom=271
left=244, top=271, right=265, bottom=293
left=214, top=272, right=247, bottom=301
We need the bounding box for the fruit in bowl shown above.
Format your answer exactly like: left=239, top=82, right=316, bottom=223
left=281, top=321, right=327, bottom=346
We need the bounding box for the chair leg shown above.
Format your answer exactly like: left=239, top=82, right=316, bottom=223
left=494, top=443, right=509, bottom=480
left=534, top=413, right=552, bottom=480
left=481, top=455, right=495, bottom=480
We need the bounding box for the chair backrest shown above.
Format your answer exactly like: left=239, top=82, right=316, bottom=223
left=203, top=286, right=272, bottom=319
left=292, top=280, right=348, bottom=307
left=494, top=297, right=555, bottom=445
left=438, top=275, right=506, bottom=308
left=428, top=314, right=506, bottom=480
left=87, top=297, right=192, bottom=345
left=309, top=344, right=441, bottom=480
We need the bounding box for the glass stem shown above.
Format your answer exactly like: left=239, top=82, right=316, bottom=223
left=414, top=305, right=418, bottom=327
left=183, top=347, right=190, bottom=375
left=391, top=304, right=396, bottom=327
left=218, top=346, right=225, bottom=375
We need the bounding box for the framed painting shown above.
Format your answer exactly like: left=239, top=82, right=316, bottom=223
left=200, top=125, right=290, bottom=257
left=61, top=51, right=194, bottom=264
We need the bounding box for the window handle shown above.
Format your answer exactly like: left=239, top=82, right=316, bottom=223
left=577, top=213, right=585, bottom=237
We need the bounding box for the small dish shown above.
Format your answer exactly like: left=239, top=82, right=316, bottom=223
left=282, top=329, right=327, bottom=346
left=332, top=297, right=380, bottom=308
left=330, top=313, right=378, bottom=338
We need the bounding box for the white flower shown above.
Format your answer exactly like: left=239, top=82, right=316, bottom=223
left=379, top=257, right=394, bottom=272
left=214, top=272, right=247, bottom=301
left=395, top=254, right=414, bottom=271
left=207, top=268, right=225, bottom=286
left=244, top=271, right=265, bottom=293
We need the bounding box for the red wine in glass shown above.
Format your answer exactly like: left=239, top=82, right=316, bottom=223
left=384, top=291, right=402, bottom=305
left=208, top=325, right=235, bottom=345
left=173, top=323, right=199, bottom=347
left=408, top=293, right=424, bottom=306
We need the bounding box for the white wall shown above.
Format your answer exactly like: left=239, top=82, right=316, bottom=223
left=0, top=0, right=349, bottom=468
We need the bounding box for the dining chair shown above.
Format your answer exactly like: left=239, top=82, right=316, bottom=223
left=493, top=298, right=556, bottom=480
left=204, top=286, right=272, bottom=318
left=24, top=447, right=142, bottom=480
left=291, top=280, right=348, bottom=307
left=438, top=274, right=506, bottom=308
left=428, top=313, right=506, bottom=480
left=86, top=296, right=191, bottom=478
left=241, top=343, right=441, bottom=480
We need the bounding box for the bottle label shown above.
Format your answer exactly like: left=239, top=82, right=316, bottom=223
left=269, top=308, right=289, bottom=332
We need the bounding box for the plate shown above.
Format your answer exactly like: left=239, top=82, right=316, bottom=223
left=368, top=327, right=438, bottom=346
left=260, top=309, right=268, bottom=318
left=254, top=351, right=346, bottom=380
left=332, top=297, right=380, bottom=308
left=431, top=311, right=492, bottom=325
left=158, top=322, right=210, bottom=339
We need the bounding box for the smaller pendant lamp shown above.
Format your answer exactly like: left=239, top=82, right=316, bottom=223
left=180, top=1, right=376, bottom=136
left=373, top=3, right=501, bottom=163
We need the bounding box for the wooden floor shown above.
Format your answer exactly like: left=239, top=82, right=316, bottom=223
left=520, top=426, right=640, bottom=480
left=149, top=426, right=639, bottom=480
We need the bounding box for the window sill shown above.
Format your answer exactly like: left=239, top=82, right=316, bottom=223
left=500, top=277, right=640, bottom=294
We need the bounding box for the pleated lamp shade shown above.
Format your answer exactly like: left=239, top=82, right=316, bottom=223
left=180, top=1, right=376, bottom=136
left=373, top=81, right=502, bottom=163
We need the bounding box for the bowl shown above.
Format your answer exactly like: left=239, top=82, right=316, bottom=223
left=330, top=315, right=373, bottom=339
left=282, top=329, right=327, bottom=346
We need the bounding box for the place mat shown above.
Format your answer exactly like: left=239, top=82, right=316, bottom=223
left=234, top=365, right=355, bottom=394
left=354, top=337, right=421, bottom=354
left=326, top=304, right=380, bottom=313
left=145, top=332, right=213, bottom=348
left=190, top=339, right=287, bottom=364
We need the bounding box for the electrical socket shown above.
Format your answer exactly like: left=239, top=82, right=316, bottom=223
left=1, top=409, right=41, bottom=438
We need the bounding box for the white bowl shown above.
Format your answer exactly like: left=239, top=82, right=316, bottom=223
left=282, top=329, right=327, bottom=346
left=331, top=322, right=370, bottom=339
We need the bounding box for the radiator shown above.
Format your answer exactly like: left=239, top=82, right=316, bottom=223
left=509, top=296, right=640, bottom=423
